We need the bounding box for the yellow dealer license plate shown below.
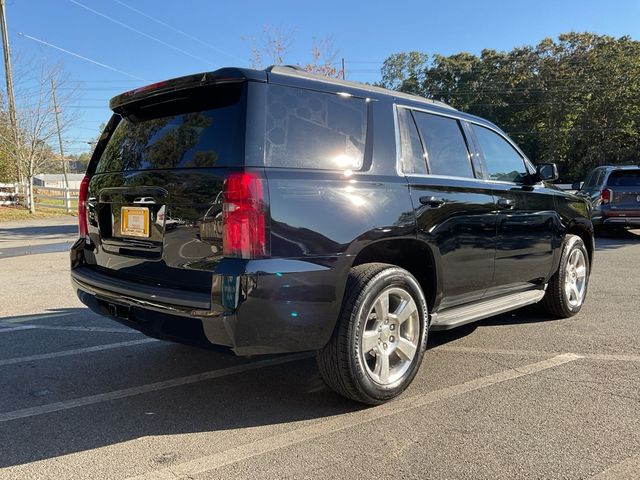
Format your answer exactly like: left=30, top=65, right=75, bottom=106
left=120, top=206, right=150, bottom=238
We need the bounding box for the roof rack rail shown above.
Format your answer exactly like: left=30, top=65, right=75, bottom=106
left=265, top=65, right=455, bottom=110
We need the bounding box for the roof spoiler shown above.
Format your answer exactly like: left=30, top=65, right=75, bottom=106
left=109, top=67, right=267, bottom=112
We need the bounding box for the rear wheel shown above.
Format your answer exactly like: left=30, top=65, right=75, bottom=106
left=316, top=263, right=429, bottom=404
left=540, top=234, right=590, bottom=318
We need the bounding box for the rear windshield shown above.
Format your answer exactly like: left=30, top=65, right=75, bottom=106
left=607, top=170, right=640, bottom=187
left=96, top=83, right=246, bottom=173
left=265, top=84, right=367, bottom=170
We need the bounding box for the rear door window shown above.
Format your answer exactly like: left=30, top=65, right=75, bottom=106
left=96, top=83, right=246, bottom=173
left=397, top=108, right=427, bottom=175
left=412, top=112, right=474, bottom=178
left=607, top=170, right=640, bottom=187
left=472, top=124, right=528, bottom=183
left=265, top=85, right=367, bottom=170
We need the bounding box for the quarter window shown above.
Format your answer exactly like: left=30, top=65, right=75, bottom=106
left=397, top=108, right=427, bottom=174
left=472, top=125, right=527, bottom=183
left=413, top=112, right=474, bottom=178
left=265, top=85, right=367, bottom=170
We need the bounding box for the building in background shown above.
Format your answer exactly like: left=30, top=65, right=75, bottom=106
left=33, top=173, right=85, bottom=190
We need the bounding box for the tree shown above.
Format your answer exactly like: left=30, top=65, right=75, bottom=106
left=0, top=63, right=77, bottom=212
left=246, top=26, right=343, bottom=78
left=0, top=103, right=13, bottom=182
left=378, top=33, right=640, bottom=180
left=379, top=51, right=428, bottom=93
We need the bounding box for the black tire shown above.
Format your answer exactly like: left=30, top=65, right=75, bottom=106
left=539, top=234, right=590, bottom=318
left=316, top=263, right=429, bottom=405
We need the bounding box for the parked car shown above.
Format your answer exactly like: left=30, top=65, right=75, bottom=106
left=574, top=165, right=640, bottom=233
left=71, top=66, right=594, bottom=404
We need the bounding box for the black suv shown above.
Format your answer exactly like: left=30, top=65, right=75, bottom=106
left=71, top=66, right=594, bottom=404
left=576, top=165, right=640, bottom=232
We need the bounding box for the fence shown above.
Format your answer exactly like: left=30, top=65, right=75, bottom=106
left=0, top=183, right=79, bottom=213
left=0, top=183, right=21, bottom=206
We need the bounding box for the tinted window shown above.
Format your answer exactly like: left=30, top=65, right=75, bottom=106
left=97, top=84, right=245, bottom=173
left=413, top=112, right=474, bottom=178
left=607, top=170, right=640, bottom=187
left=472, top=125, right=527, bottom=182
left=583, top=169, right=604, bottom=190
left=265, top=85, right=367, bottom=170
left=583, top=170, right=599, bottom=189
left=397, top=108, right=427, bottom=174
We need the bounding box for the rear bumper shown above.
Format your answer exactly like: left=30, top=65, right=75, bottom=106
left=593, top=213, right=640, bottom=228
left=602, top=216, right=640, bottom=227
left=71, top=245, right=344, bottom=355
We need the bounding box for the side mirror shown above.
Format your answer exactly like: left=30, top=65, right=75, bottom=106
left=536, top=163, right=559, bottom=182
left=571, top=181, right=584, bottom=191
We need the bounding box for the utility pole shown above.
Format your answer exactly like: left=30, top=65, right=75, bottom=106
left=0, top=0, right=21, bottom=184
left=341, top=58, right=346, bottom=80
left=51, top=78, right=70, bottom=211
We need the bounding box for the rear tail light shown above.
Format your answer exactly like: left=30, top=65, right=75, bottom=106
left=222, top=172, right=268, bottom=258
left=601, top=188, right=612, bottom=205
left=78, top=175, right=90, bottom=237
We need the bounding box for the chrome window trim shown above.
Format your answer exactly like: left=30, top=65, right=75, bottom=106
left=393, top=103, right=481, bottom=182
left=394, top=103, right=537, bottom=185
left=393, top=103, right=403, bottom=177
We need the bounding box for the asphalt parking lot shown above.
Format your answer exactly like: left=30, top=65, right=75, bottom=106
left=0, top=219, right=639, bottom=479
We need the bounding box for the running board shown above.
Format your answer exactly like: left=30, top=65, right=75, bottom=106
left=429, top=289, right=546, bottom=331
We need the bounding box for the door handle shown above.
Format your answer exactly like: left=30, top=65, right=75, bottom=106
left=497, top=198, right=515, bottom=209
left=419, top=196, right=446, bottom=208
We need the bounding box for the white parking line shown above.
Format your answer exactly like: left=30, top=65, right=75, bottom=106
left=0, top=325, right=38, bottom=333
left=0, top=312, right=77, bottom=324
left=437, top=345, right=640, bottom=362
left=127, top=353, right=583, bottom=480
left=0, top=323, right=142, bottom=334
left=0, top=352, right=312, bottom=423
left=0, top=338, right=158, bottom=367
left=24, top=325, right=142, bottom=334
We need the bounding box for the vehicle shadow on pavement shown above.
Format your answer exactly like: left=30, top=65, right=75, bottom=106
left=595, top=228, right=640, bottom=251
left=0, top=308, right=367, bottom=468
left=0, top=224, right=78, bottom=238
left=428, top=304, right=560, bottom=348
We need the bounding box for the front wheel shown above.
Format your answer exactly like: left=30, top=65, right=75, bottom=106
left=316, top=263, right=429, bottom=404
left=539, top=234, right=590, bottom=318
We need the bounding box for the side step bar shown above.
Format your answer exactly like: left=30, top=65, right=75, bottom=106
left=429, top=288, right=546, bottom=331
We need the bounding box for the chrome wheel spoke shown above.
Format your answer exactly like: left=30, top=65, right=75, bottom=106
left=374, top=292, right=389, bottom=321
left=393, top=299, right=417, bottom=326
left=374, top=352, right=390, bottom=384
left=570, top=249, right=579, bottom=266
left=396, top=337, right=417, bottom=361
left=565, top=282, right=575, bottom=301
left=576, top=265, right=587, bottom=279
left=362, top=331, right=378, bottom=353
left=571, top=283, right=580, bottom=301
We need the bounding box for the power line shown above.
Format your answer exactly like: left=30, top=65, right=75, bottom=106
left=113, top=0, right=247, bottom=65
left=17, top=32, right=146, bottom=81
left=69, top=0, right=217, bottom=68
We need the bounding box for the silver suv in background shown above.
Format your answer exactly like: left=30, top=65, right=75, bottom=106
left=576, top=165, right=640, bottom=232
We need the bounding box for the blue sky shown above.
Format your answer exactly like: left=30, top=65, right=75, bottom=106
left=3, top=0, right=640, bottom=156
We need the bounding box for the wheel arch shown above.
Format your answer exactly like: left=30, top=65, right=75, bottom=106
left=565, top=219, right=595, bottom=270
left=350, top=238, right=439, bottom=311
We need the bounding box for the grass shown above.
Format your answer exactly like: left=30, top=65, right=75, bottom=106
left=37, top=197, right=79, bottom=208
left=0, top=205, right=77, bottom=222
